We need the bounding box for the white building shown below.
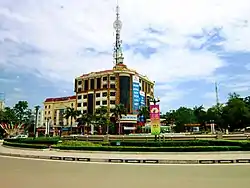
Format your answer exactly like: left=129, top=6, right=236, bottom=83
left=32, top=109, right=44, bottom=128
left=0, top=101, right=4, bottom=111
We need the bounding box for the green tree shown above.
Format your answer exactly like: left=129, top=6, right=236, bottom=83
left=222, top=93, right=250, bottom=131
left=78, top=112, right=94, bottom=134
left=138, top=106, right=149, bottom=123
left=95, top=106, right=110, bottom=134
left=64, top=107, right=80, bottom=134
left=13, top=101, right=32, bottom=125
left=193, top=105, right=207, bottom=130
left=111, top=104, right=127, bottom=135
left=206, top=104, right=225, bottom=131
left=171, top=107, right=197, bottom=132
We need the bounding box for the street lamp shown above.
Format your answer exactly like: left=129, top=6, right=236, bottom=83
left=149, top=97, right=160, bottom=105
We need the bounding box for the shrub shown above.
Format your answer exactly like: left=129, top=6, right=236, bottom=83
left=56, top=140, right=101, bottom=147
left=109, top=140, right=250, bottom=147
left=4, top=137, right=60, bottom=145
left=51, top=145, right=244, bottom=152
left=3, top=141, right=48, bottom=149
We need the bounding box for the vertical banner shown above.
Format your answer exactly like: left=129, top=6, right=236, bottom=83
left=139, top=90, right=146, bottom=109
left=150, top=104, right=161, bottom=135
left=132, top=75, right=140, bottom=114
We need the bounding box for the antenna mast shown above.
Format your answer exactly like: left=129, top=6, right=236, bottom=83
left=113, top=0, right=124, bottom=66
left=215, top=82, right=219, bottom=106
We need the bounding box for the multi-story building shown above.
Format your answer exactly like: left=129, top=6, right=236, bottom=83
left=30, top=109, right=44, bottom=128
left=36, top=109, right=44, bottom=128
left=43, top=96, right=76, bottom=129
left=74, top=4, right=154, bottom=134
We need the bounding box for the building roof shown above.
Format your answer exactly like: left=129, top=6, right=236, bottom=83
left=80, top=69, right=114, bottom=78
left=44, top=96, right=76, bottom=103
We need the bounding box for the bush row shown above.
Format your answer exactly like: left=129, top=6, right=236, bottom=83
left=109, top=140, right=250, bottom=147
left=51, top=145, right=246, bottom=152
left=5, top=137, right=250, bottom=148
left=4, top=137, right=60, bottom=145
left=3, top=141, right=48, bottom=149
left=4, top=141, right=250, bottom=152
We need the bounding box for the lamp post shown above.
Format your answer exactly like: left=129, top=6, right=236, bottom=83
left=149, top=97, right=160, bottom=105
left=34, top=105, right=40, bottom=138
left=149, top=97, right=160, bottom=141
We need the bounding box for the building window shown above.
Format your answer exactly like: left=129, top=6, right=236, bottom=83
left=96, top=101, right=100, bottom=106
left=78, top=88, right=82, bottom=92
left=45, top=111, right=47, bottom=115
left=77, top=95, right=82, bottom=99
left=48, top=105, right=50, bottom=109
left=97, top=78, right=101, bottom=89
left=103, top=84, right=108, bottom=89
left=78, top=80, right=82, bottom=85
left=110, top=84, right=116, bottom=89
left=102, top=92, right=107, bottom=97
left=45, top=105, right=47, bottom=109
left=110, top=100, right=115, bottom=105
left=84, top=80, right=89, bottom=91
left=83, top=110, right=87, bottom=114
left=71, top=103, right=74, bottom=107
left=48, top=111, right=50, bottom=114
left=110, top=92, right=116, bottom=96
left=83, top=102, right=87, bottom=107
left=83, top=95, right=87, bottom=99
left=90, top=79, right=95, bottom=90
left=103, top=76, right=107, bottom=81
left=110, top=76, right=116, bottom=80
left=77, top=103, right=81, bottom=107
left=96, top=93, right=100, bottom=97
left=102, top=100, right=107, bottom=105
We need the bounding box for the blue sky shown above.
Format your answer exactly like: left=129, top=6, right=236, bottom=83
left=1, top=0, right=250, bottom=112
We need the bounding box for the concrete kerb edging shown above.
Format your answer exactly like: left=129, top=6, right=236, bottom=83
left=1, top=152, right=250, bottom=164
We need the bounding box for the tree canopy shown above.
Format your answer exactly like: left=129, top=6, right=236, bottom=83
left=163, top=93, right=250, bottom=132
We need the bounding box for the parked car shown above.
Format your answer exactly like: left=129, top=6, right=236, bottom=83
left=12, top=135, right=28, bottom=139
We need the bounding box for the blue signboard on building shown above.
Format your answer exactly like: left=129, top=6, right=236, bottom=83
left=132, top=75, right=140, bottom=114
left=139, top=90, right=146, bottom=108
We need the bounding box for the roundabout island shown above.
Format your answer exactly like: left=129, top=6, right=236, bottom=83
left=1, top=136, right=250, bottom=188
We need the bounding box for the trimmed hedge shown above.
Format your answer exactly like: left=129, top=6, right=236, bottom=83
left=109, top=140, right=250, bottom=147
left=3, top=141, right=48, bottom=149
left=51, top=145, right=245, bottom=152
left=4, top=137, right=60, bottom=145
left=3, top=140, right=250, bottom=152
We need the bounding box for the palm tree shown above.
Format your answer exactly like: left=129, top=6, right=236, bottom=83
left=95, top=106, right=109, bottom=134
left=78, top=112, right=94, bottom=134
left=64, top=107, right=80, bottom=134
left=111, top=104, right=127, bottom=135
left=34, top=105, right=40, bottom=137
left=138, top=106, right=149, bottom=123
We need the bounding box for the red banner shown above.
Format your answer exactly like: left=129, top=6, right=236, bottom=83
left=149, top=105, right=160, bottom=120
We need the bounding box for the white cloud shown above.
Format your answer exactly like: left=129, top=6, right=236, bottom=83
left=1, top=0, right=250, bottom=109
left=13, top=87, right=21, bottom=92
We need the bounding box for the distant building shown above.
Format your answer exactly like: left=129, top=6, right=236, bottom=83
left=0, top=101, right=4, bottom=111
left=43, top=96, right=76, bottom=128
left=74, top=4, right=154, bottom=134
left=36, top=109, right=44, bottom=127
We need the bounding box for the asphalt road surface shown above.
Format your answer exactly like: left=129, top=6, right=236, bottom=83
left=0, top=156, right=250, bottom=188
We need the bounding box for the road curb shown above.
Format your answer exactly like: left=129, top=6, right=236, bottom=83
left=1, top=152, right=250, bottom=164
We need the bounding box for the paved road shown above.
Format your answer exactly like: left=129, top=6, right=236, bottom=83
left=2, top=145, right=250, bottom=160
left=0, top=156, right=250, bottom=188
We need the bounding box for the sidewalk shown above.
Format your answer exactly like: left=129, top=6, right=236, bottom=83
left=1, top=145, right=250, bottom=164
